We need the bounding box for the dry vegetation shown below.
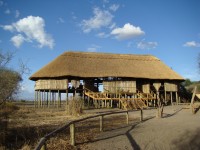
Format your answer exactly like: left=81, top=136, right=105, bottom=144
left=0, top=101, right=136, bottom=150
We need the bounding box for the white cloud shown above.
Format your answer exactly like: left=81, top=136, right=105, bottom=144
left=2, top=16, right=55, bottom=49
left=81, top=7, right=113, bottom=33
left=15, top=10, right=20, bottom=18
left=137, top=40, right=158, bottom=49
left=109, top=4, right=120, bottom=12
left=183, top=41, right=200, bottom=48
left=87, top=44, right=101, bottom=52
left=111, top=23, right=145, bottom=40
left=5, top=9, right=11, bottom=14
left=2, top=25, right=14, bottom=31
left=96, top=32, right=110, bottom=38
left=10, top=34, right=25, bottom=48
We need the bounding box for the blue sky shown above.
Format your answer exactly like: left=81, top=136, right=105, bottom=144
left=0, top=0, right=200, bottom=99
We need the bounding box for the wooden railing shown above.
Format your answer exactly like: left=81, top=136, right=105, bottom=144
left=34, top=109, right=144, bottom=150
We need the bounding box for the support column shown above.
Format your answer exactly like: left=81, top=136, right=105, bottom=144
left=38, top=90, right=41, bottom=108
left=170, top=91, right=173, bottom=106
left=48, top=90, right=51, bottom=108
left=34, top=91, right=37, bottom=108
left=175, top=92, right=178, bottom=105
left=44, top=91, right=46, bottom=108
left=66, top=79, right=69, bottom=105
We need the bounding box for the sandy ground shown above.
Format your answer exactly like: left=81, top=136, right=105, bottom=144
left=84, top=106, right=200, bottom=150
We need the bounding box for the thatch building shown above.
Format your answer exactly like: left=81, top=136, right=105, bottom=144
left=29, top=51, right=184, bottom=109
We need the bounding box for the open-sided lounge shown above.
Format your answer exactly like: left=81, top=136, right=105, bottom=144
left=29, top=51, right=184, bottom=109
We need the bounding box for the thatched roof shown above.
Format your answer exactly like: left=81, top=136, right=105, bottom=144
left=29, top=51, right=184, bottom=81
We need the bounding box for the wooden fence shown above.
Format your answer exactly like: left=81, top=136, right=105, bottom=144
left=34, top=109, right=144, bottom=150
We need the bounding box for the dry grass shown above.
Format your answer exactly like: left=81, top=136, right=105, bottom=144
left=66, top=96, right=83, bottom=116
left=0, top=102, right=138, bottom=149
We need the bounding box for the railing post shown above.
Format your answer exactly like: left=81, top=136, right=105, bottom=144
left=126, top=111, right=129, bottom=124
left=100, top=115, right=103, bottom=132
left=70, top=123, right=75, bottom=146
left=140, top=109, right=143, bottom=121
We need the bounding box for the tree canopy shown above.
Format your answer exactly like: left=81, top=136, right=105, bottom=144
left=0, top=51, right=23, bottom=105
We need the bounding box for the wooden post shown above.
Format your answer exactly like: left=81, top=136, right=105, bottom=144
left=44, top=91, right=46, bottom=108
left=66, top=79, right=69, bottom=105
left=175, top=92, right=178, bottom=105
left=190, top=86, right=197, bottom=108
left=48, top=90, right=51, bottom=108
left=88, top=97, right=90, bottom=108
left=140, top=109, right=143, bottom=121
left=170, top=92, right=173, bottom=106
left=57, top=90, right=59, bottom=108
left=70, top=123, right=75, bottom=146
left=38, top=90, right=40, bottom=108
left=126, top=111, right=129, bottom=124
left=100, top=115, right=103, bottom=132
left=41, top=91, right=43, bottom=108
left=34, top=90, right=36, bottom=108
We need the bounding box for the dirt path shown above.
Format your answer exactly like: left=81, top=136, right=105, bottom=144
left=85, top=106, right=200, bottom=150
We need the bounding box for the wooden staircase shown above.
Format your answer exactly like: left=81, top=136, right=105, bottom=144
left=84, top=88, right=156, bottom=110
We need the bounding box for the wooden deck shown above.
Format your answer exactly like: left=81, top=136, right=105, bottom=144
left=84, top=88, right=157, bottom=110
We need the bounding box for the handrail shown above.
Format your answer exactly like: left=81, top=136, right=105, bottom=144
left=34, top=109, right=144, bottom=150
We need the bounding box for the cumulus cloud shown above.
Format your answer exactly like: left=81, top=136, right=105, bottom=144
left=2, top=25, right=14, bottom=31
left=109, top=4, right=120, bottom=12
left=183, top=41, right=200, bottom=48
left=137, top=40, right=158, bottom=49
left=10, top=34, right=26, bottom=48
left=2, top=16, right=55, bottom=48
left=81, top=7, right=113, bottom=33
left=110, top=23, right=145, bottom=40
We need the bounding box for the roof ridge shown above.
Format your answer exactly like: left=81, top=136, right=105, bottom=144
left=62, top=50, right=158, bottom=58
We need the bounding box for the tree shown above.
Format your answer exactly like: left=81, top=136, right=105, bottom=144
left=0, top=68, right=22, bottom=105
left=0, top=50, right=27, bottom=105
left=182, top=78, right=192, bottom=87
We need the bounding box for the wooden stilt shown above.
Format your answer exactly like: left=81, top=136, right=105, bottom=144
left=175, top=92, right=178, bottom=105
left=170, top=92, right=173, bottom=106
left=38, top=90, right=40, bottom=108
left=164, top=91, right=167, bottom=104
left=66, top=79, right=69, bottom=105
left=53, top=92, right=56, bottom=107
left=43, top=91, right=47, bottom=107
left=48, top=90, right=51, bottom=108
